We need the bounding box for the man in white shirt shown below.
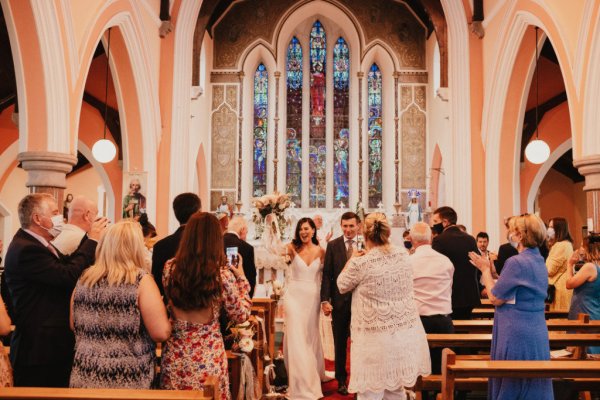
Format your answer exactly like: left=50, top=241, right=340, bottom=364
left=410, top=222, right=454, bottom=374
left=51, top=196, right=98, bottom=256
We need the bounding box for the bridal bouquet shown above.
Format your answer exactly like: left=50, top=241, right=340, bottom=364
left=252, top=192, right=291, bottom=239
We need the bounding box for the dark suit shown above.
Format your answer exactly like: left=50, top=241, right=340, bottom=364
left=223, top=232, right=256, bottom=297
left=151, top=226, right=185, bottom=297
left=4, top=229, right=97, bottom=387
left=494, top=243, right=518, bottom=275
left=320, top=235, right=352, bottom=385
left=432, top=226, right=480, bottom=320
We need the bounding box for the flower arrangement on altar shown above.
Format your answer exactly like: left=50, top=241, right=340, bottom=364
left=252, top=192, right=291, bottom=240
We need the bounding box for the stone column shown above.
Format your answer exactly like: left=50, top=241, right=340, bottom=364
left=574, top=155, right=600, bottom=233
left=17, top=151, right=77, bottom=205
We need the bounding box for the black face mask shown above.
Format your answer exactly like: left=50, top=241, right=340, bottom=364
left=432, top=222, right=444, bottom=235
left=404, top=240, right=413, bottom=250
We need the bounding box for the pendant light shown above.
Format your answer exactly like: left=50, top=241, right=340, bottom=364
left=525, top=27, right=550, bottom=165
left=92, top=28, right=117, bottom=163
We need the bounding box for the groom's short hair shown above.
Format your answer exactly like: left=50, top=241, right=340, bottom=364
left=341, top=211, right=360, bottom=223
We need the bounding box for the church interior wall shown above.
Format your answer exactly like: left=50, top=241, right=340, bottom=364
left=519, top=102, right=572, bottom=213
left=538, top=168, right=586, bottom=247
left=190, top=33, right=213, bottom=211
left=2, top=0, right=600, bottom=244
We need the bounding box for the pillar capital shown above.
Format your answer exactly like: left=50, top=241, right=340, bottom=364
left=574, top=155, right=600, bottom=191
left=17, top=151, right=77, bottom=189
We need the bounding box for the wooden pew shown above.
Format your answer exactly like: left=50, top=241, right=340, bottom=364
left=0, top=376, right=219, bottom=399
left=471, top=308, right=569, bottom=319
left=453, top=319, right=600, bottom=333
left=427, top=332, right=600, bottom=349
left=227, top=350, right=242, bottom=399
left=440, top=349, right=600, bottom=400
left=251, top=298, right=276, bottom=358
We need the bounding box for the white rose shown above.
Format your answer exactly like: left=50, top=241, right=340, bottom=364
left=239, top=337, right=254, bottom=353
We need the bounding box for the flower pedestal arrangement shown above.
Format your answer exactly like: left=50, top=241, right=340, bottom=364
left=252, top=192, right=291, bottom=240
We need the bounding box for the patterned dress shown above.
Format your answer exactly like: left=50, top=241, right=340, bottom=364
left=160, top=261, right=251, bottom=399
left=70, top=270, right=156, bottom=388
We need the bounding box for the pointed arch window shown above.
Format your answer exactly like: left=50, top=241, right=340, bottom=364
left=309, top=20, right=327, bottom=207
left=285, top=37, right=303, bottom=207
left=367, top=63, right=383, bottom=208
left=253, top=63, right=268, bottom=197
left=333, top=37, right=349, bottom=206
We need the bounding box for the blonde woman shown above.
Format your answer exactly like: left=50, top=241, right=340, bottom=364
left=337, top=213, right=430, bottom=399
left=69, top=220, right=171, bottom=388
left=546, top=217, right=574, bottom=310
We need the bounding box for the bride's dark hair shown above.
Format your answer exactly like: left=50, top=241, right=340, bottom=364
left=292, top=217, right=319, bottom=250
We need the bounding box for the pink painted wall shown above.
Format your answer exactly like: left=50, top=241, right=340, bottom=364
left=538, top=168, right=586, bottom=246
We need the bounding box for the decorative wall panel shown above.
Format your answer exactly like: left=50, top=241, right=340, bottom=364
left=226, top=85, right=238, bottom=110
left=211, top=105, right=238, bottom=188
left=212, top=85, right=224, bottom=110
left=401, top=104, right=426, bottom=189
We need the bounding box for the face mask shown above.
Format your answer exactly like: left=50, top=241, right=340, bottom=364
left=41, top=214, right=64, bottom=238
left=508, top=233, right=519, bottom=249
left=432, top=222, right=444, bottom=235
left=547, top=227, right=555, bottom=239
left=404, top=240, right=413, bottom=250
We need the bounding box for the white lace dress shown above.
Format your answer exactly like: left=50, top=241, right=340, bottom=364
left=337, top=246, right=431, bottom=394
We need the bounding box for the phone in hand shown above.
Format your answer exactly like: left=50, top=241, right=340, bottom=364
left=356, top=236, right=364, bottom=252
left=226, top=247, right=239, bottom=268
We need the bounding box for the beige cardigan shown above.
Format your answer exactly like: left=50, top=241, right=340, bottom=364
left=546, top=240, right=574, bottom=311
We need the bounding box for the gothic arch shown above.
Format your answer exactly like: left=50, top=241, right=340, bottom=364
left=481, top=7, right=577, bottom=246
left=75, top=9, right=160, bottom=222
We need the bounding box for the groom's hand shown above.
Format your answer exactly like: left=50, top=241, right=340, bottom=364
left=321, top=301, right=333, bottom=316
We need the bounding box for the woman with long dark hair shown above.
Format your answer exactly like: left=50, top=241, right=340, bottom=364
left=283, top=217, right=329, bottom=399
left=160, top=212, right=251, bottom=399
left=546, top=217, right=574, bottom=311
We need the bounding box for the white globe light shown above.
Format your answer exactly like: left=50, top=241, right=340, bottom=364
left=525, top=139, right=550, bottom=164
left=91, top=139, right=117, bottom=163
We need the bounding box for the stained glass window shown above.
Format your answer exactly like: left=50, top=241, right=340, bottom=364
left=286, top=37, right=303, bottom=206
left=309, top=20, right=327, bottom=208
left=367, top=63, right=383, bottom=208
left=333, top=37, right=349, bottom=206
left=253, top=63, right=268, bottom=197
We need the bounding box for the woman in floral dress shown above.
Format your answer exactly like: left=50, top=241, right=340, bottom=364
left=160, top=212, right=251, bottom=399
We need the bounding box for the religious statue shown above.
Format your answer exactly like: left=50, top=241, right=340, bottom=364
left=406, top=189, right=422, bottom=229
left=216, top=195, right=233, bottom=217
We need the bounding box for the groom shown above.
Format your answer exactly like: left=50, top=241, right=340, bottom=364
left=320, top=211, right=361, bottom=395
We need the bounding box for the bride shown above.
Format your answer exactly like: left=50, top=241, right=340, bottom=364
left=282, top=217, right=328, bottom=399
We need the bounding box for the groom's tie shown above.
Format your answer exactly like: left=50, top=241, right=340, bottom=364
left=346, top=239, right=354, bottom=260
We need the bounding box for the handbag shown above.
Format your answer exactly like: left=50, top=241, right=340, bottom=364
left=546, top=284, right=556, bottom=304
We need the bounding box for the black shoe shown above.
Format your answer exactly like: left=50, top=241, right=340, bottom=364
left=337, top=384, right=349, bottom=396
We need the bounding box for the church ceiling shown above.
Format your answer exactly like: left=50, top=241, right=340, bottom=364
left=211, top=0, right=427, bottom=70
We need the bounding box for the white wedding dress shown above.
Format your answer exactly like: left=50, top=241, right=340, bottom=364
left=283, top=254, right=327, bottom=399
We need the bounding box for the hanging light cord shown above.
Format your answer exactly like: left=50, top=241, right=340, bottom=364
left=102, top=28, right=111, bottom=140
left=534, top=27, right=539, bottom=140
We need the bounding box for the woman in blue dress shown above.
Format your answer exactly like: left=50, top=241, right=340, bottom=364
left=566, top=234, right=600, bottom=354
left=469, top=213, right=553, bottom=400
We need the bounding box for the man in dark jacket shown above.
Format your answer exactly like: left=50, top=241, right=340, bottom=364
left=223, top=216, right=256, bottom=297
left=4, top=193, right=107, bottom=387
left=151, top=193, right=201, bottom=296
left=431, top=206, right=480, bottom=320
